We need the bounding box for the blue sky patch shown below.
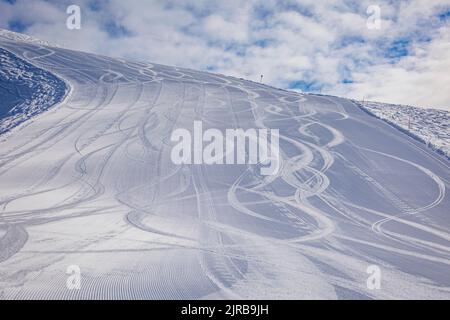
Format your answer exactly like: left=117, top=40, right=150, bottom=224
left=102, top=21, right=133, bottom=38
left=8, top=20, right=29, bottom=32
left=289, top=80, right=323, bottom=92
left=382, top=38, right=411, bottom=62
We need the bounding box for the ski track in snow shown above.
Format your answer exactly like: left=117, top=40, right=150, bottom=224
left=0, top=35, right=449, bottom=300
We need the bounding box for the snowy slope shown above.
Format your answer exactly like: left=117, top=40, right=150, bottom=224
left=0, top=29, right=54, bottom=47
left=355, top=100, right=450, bottom=160
left=0, top=48, right=67, bottom=134
left=0, top=31, right=449, bottom=300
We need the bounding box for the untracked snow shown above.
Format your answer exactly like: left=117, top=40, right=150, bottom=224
left=0, top=30, right=449, bottom=300
left=355, top=100, right=450, bottom=159
left=0, top=48, right=67, bottom=134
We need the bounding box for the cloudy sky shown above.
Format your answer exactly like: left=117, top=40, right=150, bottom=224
left=1, top=0, right=449, bottom=110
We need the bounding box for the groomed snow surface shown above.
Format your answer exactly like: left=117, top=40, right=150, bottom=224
left=0, top=31, right=449, bottom=300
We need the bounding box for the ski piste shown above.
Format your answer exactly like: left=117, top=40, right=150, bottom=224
left=0, top=29, right=449, bottom=300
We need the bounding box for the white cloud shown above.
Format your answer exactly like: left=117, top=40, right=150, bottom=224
left=202, top=13, right=249, bottom=43
left=333, top=26, right=450, bottom=109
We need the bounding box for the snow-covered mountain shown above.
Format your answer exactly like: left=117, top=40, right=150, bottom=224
left=0, top=47, right=67, bottom=135
left=355, top=100, right=450, bottom=160
left=0, top=29, right=449, bottom=300
left=0, top=29, right=55, bottom=47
